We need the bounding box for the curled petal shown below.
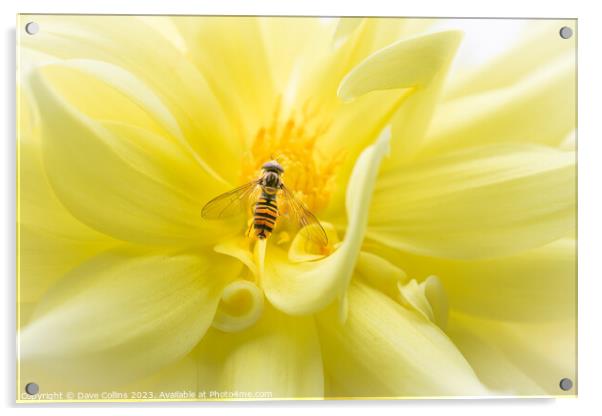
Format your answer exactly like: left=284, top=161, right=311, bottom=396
left=356, top=252, right=448, bottom=329
left=374, top=238, right=576, bottom=322
left=398, top=276, right=448, bottom=329
left=215, top=237, right=258, bottom=277
left=262, top=128, right=391, bottom=317
left=288, top=222, right=340, bottom=263
left=212, top=280, right=264, bottom=333
left=338, top=30, right=462, bottom=101
left=338, top=31, right=462, bottom=161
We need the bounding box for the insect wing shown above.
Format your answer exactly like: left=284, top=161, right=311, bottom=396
left=201, top=180, right=260, bottom=219
left=281, top=185, right=328, bottom=247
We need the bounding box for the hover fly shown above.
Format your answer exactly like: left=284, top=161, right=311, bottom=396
left=201, top=160, right=328, bottom=246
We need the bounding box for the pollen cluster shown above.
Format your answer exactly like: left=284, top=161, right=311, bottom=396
left=242, top=97, right=343, bottom=213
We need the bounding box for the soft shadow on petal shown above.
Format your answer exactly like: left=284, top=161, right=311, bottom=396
left=28, top=68, right=233, bottom=245
left=338, top=31, right=463, bottom=163
left=367, top=239, right=576, bottom=323
left=316, top=280, right=488, bottom=397
left=20, top=248, right=241, bottom=387
left=447, top=312, right=576, bottom=395
left=262, top=128, right=391, bottom=317
left=195, top=304, right=324, bottom=398
left=423, top=52, right=576, bottom=156
left=367, top=144, right=576, bottom=259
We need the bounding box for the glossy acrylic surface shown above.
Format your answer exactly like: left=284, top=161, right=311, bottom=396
left=16, top=15, right=577, bottom=402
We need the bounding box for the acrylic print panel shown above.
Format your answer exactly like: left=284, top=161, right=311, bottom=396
left=16, top=15, right=577, bottom=402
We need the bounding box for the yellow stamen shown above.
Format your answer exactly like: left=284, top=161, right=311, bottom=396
left=242, top=96, right=343, bottom=213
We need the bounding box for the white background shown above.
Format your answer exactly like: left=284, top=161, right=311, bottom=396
left=1, top=0, right=600, bottom=415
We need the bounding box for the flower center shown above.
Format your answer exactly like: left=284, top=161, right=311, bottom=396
left=241, top=98, right=342, bottom=213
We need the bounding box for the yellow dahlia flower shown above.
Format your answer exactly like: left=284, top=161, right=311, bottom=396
left=17, top=15, right=576, bottom=400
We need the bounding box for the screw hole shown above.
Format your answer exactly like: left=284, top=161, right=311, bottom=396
left=559, top=377, right=573, bottom=391
left=25, top=21, right=39, bottom=35
left=559, top=26, right=573, bottom=39
left=24, top=382, right=39, bottom=395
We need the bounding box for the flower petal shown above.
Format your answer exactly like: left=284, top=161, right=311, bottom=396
left=445, top=19, right=576, bottom=99
left=129, top=353, right=199, bottom=395
left=369, top=238, right=576, bottom=322
left=397, top=275, right=448, bottom=329
left=355, top=250, right=408, bottom=299
left=215, top=237, right=258, bottom=277
left=367, top=144, right=576, bottom=259
left=173, top=16, right=276, bottom=142
left=212, top=280, right=265, bottom=333
left=39, top=59, right=184, bottom=144
left=195, top=304, right=324, bottom=398
left=445, top=318, right=547, bottom=395
left=356, top=252, right=448, bottom=329
left=319, top=89, right=411, bottom=215
left=316, top=280, right=488, bottom=397
left=338, top=30, right=462, bottom=162
left=337, top=30, right=461, bottom=100
left=18, top=225, right=111, bottom=307
left=288, top=222, right=341, bottom=263
left=28, top=68, right=232, bottom=245
left=19, top=14, right=239, bottom=182
left=447, top=312, right=576, bottom=395
left=333, top=18, right=364, bottom=48
left=262, top=128, right=391, bottom=317
left=423, top=52, right=576, bottom=156
left=18, top=90, right=116, bottom=307
left=35, top=58, right=232, bottom=183
left=20, top=249, right=241, bottom=386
